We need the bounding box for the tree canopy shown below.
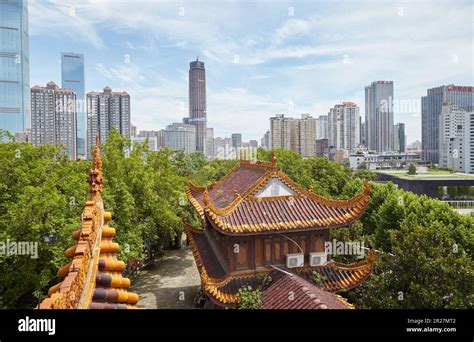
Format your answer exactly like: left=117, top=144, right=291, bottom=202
left=0, top=130, right=193, bottom=308
left=0, top=140, right=472, bottom=309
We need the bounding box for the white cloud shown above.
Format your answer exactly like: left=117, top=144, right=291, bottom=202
left=28, top=0, right=473, bottom=143
left=29, top=0, right=104, bottom=49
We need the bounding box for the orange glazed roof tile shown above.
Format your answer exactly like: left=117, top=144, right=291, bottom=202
left=186, top=157, right=371, bottom=235
left=183, top=223, right=376, bottom=309
left=38, top=136, right=139, bottom=309
left=261, top=271, right=353, bottom=309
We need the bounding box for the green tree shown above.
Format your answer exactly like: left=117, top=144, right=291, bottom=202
left=0, top=142, right=87, bottom=307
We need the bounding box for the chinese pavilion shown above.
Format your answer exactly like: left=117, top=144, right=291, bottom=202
left=38, top=137, right=139, bottom=309
left=185, top=153, right=376, bottom=309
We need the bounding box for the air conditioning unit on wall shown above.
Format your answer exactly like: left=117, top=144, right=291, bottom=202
left=286, top=253, right=304, bottom=268
left=309, top=252, right=327, bottom=266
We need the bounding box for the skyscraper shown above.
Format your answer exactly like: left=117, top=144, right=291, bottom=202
left=0, top=0, right=30, bottom=137
left=188, top=58, right=206, bottom=153
left=31, top=81, right=77, bottom=159
left=421, top=85, right=474, bottom=164
left=61, top=52, right=86, bottom=159
left=393, top=123, right=406, bottom=153
left=315, top=115, right=328, bottom=140
left=261, top=130, right=270, bottom=149
left=231, top=133, right=242, bottom=149
left=365, top=81, right=394, bottom=153
left=328, top=102, right=360, bottom=151
left=87, top=87, right=130, bottom=158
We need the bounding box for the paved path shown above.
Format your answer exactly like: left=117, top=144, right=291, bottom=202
left=130, top=246, right=201, bottom=309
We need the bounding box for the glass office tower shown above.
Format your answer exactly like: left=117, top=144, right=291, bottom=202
left=0, top=0, right=30, bottom=137
left=61, top=52, right=86, bottom=159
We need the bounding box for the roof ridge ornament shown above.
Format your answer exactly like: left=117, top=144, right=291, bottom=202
left=233, top=190, right=240, bottom=199
left=363, top=180, right=371, bottom=195
left=368, top=248, right=377, bottom=263
left=88, top=134, right=103, bottom=199
left=203, top=187, right=209, bottom=206
left=271, top=150, right=277, bottom=168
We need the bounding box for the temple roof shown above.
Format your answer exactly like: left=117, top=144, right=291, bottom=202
left=186, top=156, right=371, bottom=235
left=261, top=271, right=352, bottom=309
left=38, top=136, right=139, bottom=309
left=184, top=224, right=376, bottom=309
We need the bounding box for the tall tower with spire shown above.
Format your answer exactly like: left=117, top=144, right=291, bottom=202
left=188, top=58, right=206, bottom=153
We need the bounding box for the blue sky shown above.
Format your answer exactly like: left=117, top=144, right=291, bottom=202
left=29, top=0, right=473, bottom=143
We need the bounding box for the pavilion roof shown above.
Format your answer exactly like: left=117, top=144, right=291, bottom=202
left=38, top=136, right=139, bottom=309
left=261, top=271, right=352, bottom=309
left=186, top=155, right=371, bottom=235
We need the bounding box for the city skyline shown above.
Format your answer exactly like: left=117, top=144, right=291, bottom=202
left=25, top=0, right=474, bottom=144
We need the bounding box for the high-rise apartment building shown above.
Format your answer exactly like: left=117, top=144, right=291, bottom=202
left=365, top=81, right=394, bottom=153
left=270, top=114, right=296, bottom=151
left=131, top=136, right=158, bottom=152
left=31, top=81, right=77, bottom=159
left=270, top=114, right=316, bottom=157
left=328, top=102, right=360, bottom=151
left=316, top=139, right=329, bottom=157
left=393, top=123, right=406, bottom=153
left=439, top=104, right=474, bottom=173
left=205, top=127, right=214, bottom=159
left=138, top=130, right=161, bottom=138
left=137, top=129, right=165, bottom=149
left=213, top=136, right=233, bottom=159
left=299, top=114, right=316, bottom=157
left=61, top=52, right=86, bottom=159
left=315, top=115, right=328, bottom=140
left=188, top=58, right=206, bottom=153
left=0, top=0, right=30, bottom=137
left=421, top=85, right=474, bottom=164
left=87, top=87, right=130, bottom=158
left=163, top=122, right=196, bottom=153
